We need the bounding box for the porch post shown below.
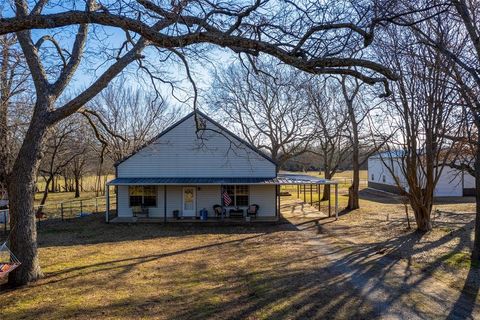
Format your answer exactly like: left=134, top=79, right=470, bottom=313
left=164, top=185, right=167, bottom=224
left=303, top=185, right=306, bottom=203
left=335, top=183, right=339, bottom=220
left=275, top=185, right=280, bottom=218
left=297, top=185, right=299, bottom=198
left=221, top=185, right=224, bottom=220
left=328, top=184, right=331, bottom=217
left=319, top=184, right=321, bottom=211
left=105, top=184, right=110, bottom=223
left=310, top=184, right=313, bottom=206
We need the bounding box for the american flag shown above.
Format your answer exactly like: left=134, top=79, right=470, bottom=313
left=223, top=189, right=232, bottom=206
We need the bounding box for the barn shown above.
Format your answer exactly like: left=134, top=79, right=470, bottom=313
left=105, top=111, right=338, bottom=222
left=368, top=151, right=475, bottom=197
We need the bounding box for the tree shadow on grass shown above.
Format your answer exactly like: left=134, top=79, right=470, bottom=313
left=23, top=224, right=472, bottom=319
left=33, top=213, right=300, bottom=248
left=446, top=263, right=480, bottom=320
left=2, top=209, right=479, bottom=319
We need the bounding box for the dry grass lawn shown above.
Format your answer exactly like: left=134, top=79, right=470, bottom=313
left=1, top=183, right=479, bottom=319
left=0, top=217, right=380, bottom=319
left=282, top=186, right=479, bottom=295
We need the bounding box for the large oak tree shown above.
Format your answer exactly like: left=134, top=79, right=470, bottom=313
left=0, top=0, right=397, bottom=286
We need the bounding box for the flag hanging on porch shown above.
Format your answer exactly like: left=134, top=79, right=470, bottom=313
left=223, top=188, right=232, bottom=206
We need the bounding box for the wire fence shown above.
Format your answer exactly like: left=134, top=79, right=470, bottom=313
left=1, top=195, right=117, bottom=238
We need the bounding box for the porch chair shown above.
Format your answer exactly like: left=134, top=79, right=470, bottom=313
left=213, top=205, right=225, bottom=219
left=247, top=204, right=259, bottom=219
left=132, top=206, right=149, bottom=218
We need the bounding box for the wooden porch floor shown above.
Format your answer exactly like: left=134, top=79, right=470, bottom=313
left=109, top=216, right=279, bottom=224
left=109, top=198, right=330, bottom=224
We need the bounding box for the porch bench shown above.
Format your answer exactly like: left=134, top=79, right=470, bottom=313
left=228, top=208, right=244, bottom=218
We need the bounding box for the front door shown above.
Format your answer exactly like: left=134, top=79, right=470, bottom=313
left=182, top=187, right=196, bottom=217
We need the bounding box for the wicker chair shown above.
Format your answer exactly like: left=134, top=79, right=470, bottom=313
left=213, top=205, right=225, bottom=218
left=247, top=204, right=259, bottom=218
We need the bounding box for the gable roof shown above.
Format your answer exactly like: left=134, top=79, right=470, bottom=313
left=114, top=110, right=277, bottom=167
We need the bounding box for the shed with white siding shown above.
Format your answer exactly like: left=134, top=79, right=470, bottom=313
left=368, top=152, right=475, bottom=197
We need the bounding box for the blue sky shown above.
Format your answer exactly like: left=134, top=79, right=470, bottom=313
left=1, top=1, right=238, bottom=115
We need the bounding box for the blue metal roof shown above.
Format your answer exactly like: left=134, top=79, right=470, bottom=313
left=107, top=174, right=336, bottom=185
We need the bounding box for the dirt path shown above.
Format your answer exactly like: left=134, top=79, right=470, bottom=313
left=282, top=199, right=480, bottom=319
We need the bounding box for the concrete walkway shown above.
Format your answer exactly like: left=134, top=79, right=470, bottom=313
left=281, top=199, right=480, bottom=319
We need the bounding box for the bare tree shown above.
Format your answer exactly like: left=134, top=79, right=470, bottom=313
left=305, top=77, right=351, bottom=200
left=36, top=118, right=86, bottom=212
left=210, top=60, right=313, bottom=168
left=376, top=24, right=462, bottom=231
left=0, top=1, right=398, bottom=286
left=341, top=76, right=387, bottom=210
left=88, top=80, right=179, bottom=163
left=0, top=34, right=28, bottom=196
left=379, top=0, right=480, bottom=256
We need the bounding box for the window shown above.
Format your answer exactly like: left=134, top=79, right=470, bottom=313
left=129, top=186, right=157, bottom=207
left=371, top=174, right=374, bottom=181
left=236, top=185, right=249, bottom=206
left=222, top=185, right=249, bottom=207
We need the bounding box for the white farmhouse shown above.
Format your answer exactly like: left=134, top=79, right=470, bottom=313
left=106, top=111, right=337, bottom=222
left=368, top=152, right=475, bottom=197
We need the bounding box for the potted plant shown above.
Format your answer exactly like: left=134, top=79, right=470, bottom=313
left=173, top=210, right=180, bottom=220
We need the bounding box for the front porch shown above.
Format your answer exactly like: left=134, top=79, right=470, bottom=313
left=110, top=215, right=280, bottom=224
left=105, top=174, right=339, bottom=224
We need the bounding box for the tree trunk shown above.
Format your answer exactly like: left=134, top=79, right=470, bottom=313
left=412, top=203, right=433, bottom=232
left=74, top=174, right=80, bottom=198
left=348, top=139, right=360, bottom=210
left=322, top=169, right=331, bottom=201
left=471, top=133, right=480, bottom=262
left=35, top=176, right=52, bottom=216
left=7, top=115, right=48, bottom=286
left=345, top=83, right=360, bottom=211
left=63, top=174, right=68, bottom=192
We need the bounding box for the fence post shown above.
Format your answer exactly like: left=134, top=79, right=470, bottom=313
left=80, top=200, right=83, bottom=214
left=4, top=211, right=6, bottom=235
left=61, top=203, right=64, bottom=221
left=95, top=197, right=98, bottom=213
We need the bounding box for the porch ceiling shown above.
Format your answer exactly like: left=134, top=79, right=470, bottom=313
left=106, top=174, right=337, bottom=186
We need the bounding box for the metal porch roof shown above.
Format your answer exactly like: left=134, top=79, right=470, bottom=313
left=107, top=174, right=337, bottom=186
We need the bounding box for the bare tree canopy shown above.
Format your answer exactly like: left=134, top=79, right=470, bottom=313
left=0, top=0, right=398, bottom=97
left=0, top=0, right=400, bottom=286
left=210, top=59, right=313, bottom=169
left=305, top=77, right=351, bottom=200
left=375, top=22, right=463, bottom=231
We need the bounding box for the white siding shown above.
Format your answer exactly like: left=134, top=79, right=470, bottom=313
left=464, top=171, right=475, bottom=189
left=117, top=185, right=131, bottom=217
left=368, top=158, right=407, bottom=189
left=148, top=186, right=165, bottom=218
left=166, top=186, right=182, bottom=217
left=117, top=115, right=276, bottom=178
left=197, top=185, right=221, bottom=217
left=117, top=185, right=165, bottom=218
left=434, top=168, right=462, bottom=197
left=249, top=185, right=276, bottom=217
left=368, top=157, right=475, bottom=197
left=117, top=184, right=276, bottom=218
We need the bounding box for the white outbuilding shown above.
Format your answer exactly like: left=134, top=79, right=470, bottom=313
left=368, top=151, right=475, bottom=197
